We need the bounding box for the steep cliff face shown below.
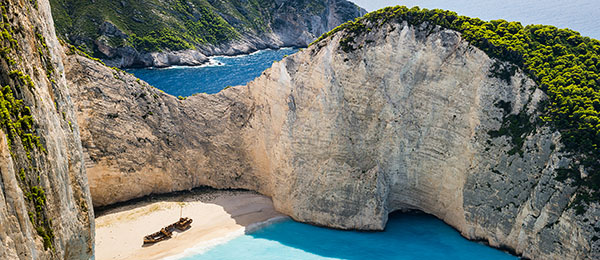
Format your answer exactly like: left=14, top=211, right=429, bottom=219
left=67, top=13, right=599, bottom=260
left=0, top=0, right=93, bottom=259
left=65, top=54, right=259, bottom=206
left=50, top=0, right=366, bottom=68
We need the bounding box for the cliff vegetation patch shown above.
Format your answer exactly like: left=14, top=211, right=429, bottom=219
left=49, top=0, right=333, bottom=55
left=51, top=0, right=238, bottom=54
left=1, top=1, right=55, bottom=251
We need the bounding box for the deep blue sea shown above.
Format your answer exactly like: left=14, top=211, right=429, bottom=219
left=127, top=48, right=298, bottom=97
left=183, top=213, right=517, bottom=260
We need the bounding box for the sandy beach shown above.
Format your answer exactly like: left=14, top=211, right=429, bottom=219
left=94, top=189, right=286, bottom=260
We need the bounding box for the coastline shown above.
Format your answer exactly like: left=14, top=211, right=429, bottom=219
left=94, top=189, right=285, bottom=260
left=208, top=46, right=297, bottom=59
left=122, top=45, right=300, bottom=71
left=128, top=47, right=299, bottom=71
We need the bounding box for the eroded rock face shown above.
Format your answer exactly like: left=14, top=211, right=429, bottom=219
left=66, top=55, right=260, bottom=206
left=67, top=20, right=599, bottom=259
left=0, top=0, right=93, bottom=259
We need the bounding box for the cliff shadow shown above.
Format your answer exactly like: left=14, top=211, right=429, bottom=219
left=93, top=186, right=283, bottom=233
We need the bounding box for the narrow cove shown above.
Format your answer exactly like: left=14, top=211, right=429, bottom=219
left=127, top=49, right=518, bottom=259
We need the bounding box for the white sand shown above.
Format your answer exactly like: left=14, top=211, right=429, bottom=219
left=94, top=190, right=286, bottom=260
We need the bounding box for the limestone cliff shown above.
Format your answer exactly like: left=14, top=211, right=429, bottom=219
left=0, top=0, right=93, bottom=259
left=50, top=0, right=366, bottom=68
left=67, top=11, right=599, bottom=260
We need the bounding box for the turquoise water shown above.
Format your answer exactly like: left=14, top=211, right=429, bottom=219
left=127, top=48, right=298, bottom=96
left=185, top=213, right=517, bottom=260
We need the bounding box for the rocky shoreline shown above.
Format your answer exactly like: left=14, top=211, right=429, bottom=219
left=57, top=0, right=367, bottom=69
left=109, top=45, right=299, bottom=69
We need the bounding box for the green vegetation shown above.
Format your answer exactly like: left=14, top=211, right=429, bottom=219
left=2, top=76, right=46, bottom=159
left=313, top=6, right=600, bottom=209
left=0, top=5, right=16, bottom=65
left=65, top=43, right=106, bottom=65
left=8, top=70, right=34, bottom=89
left=35, top=31, right=55, bottom=79
left=49, top=0, right=348, bottom=57
left=129, top=29, right=194, bottom=53
left=25, top=186, right=54, bottom=250
left=126, top=4, right=240, bottom=52
left=50, top=0, right=242, bottom=54
left=1, top=75, right=54, bottom=251
left=1, top=1, right=54, bottom=250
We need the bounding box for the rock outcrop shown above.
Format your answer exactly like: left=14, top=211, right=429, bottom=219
left=50, top=0, right=366, bottom=68
left=0, top=0, right=93, bottom=259
left=66, top=11, right=599, bottom=260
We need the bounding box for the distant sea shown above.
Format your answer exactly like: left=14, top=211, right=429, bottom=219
left=351, top=0, right=600, bottom=39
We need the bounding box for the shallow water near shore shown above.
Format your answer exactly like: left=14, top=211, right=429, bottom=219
left=127, top=48, right=298, bottom=96
left=183, top=212, right=517, bottom=260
